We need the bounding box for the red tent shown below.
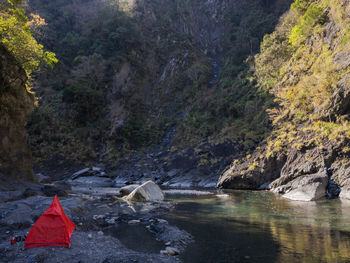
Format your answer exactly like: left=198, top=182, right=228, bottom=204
left=25, top=195, right=76, bottom=248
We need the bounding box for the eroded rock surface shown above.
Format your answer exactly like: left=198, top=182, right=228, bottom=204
left=0, top=45, right=34, bottom=184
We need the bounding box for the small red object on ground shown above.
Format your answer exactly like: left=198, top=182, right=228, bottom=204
left=24, top=195, right=76, bottom=248
left=10, top=237, right=16, bottom=245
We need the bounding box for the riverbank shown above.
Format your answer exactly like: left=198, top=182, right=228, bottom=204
left=0, top=176, right=193, bottom=263
left=2, top=175, right=350, bottom=262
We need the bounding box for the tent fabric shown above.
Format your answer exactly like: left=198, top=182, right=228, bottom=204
left=25, top=195, right=76, bottom=248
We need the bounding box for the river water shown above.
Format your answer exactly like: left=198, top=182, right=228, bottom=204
left=164, top=190, right=350, bottom=263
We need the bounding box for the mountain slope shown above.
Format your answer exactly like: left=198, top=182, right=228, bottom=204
left=218, top=0, right=350, bottom=201
left=27, top=0, right=291, bottom=170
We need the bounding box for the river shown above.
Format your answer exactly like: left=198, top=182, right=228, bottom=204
left=163, top=190, right=350, bottom=263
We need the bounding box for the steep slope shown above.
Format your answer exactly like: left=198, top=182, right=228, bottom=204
left=218, top=0, right=350, bottom=201
left=27, top=0, right=291, bottom=174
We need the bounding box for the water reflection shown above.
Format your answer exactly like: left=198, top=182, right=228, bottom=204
left=166, top=191, right=350, bottom=262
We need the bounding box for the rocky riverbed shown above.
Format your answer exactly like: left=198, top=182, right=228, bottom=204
left=0, top=173, right=194, bottom=263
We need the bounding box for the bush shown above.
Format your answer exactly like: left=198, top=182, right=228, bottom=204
left=62, top=85, right=105, bottom=124
left=289, top=4, right=327, bottom=46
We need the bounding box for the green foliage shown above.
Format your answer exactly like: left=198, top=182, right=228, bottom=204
left=254, top=0, right=350, bottom=156
left=62, top=84, right=105, bottom=124
left=289, top=3, right=327, bottom=46
left=291, top=0, right=312, bottom=12
left=0, top=0, right=57, bottom=75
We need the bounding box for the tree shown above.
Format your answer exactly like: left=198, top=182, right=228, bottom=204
left=0, top=0, right=57, bottom=75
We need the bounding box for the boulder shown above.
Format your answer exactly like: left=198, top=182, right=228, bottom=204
left=276, top=170, right=328, bottom=201
left=124, top=181, right=164, bottom=202
left=41, top=185, right=68, bottom=197
left=36, top=173, right=52, bottom=184
left=71, top=168, right=90, bottom=180
left=120, top=184, right=140, bottom=196
left=69, top=176, right=114, bottom=187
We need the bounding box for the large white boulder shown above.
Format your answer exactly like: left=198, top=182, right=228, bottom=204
left=120, top=184, right=140, bottom=196
left=124, top=181, right=164, bottom=202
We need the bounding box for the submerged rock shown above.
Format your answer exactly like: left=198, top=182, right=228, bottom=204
left=164, top=189, right=213, bottom=196
left=124, top=181, right=164, bottom=202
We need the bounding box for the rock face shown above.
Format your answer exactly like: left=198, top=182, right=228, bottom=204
left=124, top=181, right=164, bottom=202
left=217, top=137, right=350, bottom=201
left=0, top=45, right=34, bottom=184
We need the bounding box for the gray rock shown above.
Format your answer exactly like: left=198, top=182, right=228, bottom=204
left=106, top=218, right=115, bottom=224
left=161, top=247, right=180, bottom=256
left=334, top=51, right=350, bottom=69
left=41, top=185, right=68, bottom=197
left=164, top=189, right=213, bottom=196
left=69, top=176, right=114, bottom=187
left=1, top=231, right=176, bottom=263
left=71, top=168, right=90, bottom=179
left=124, top=181, right=164, bottom=202
left=36, top=173, right=52, bottom=184
left=1, top=203, right=33, bottom=226
left=278, top=170, right=328, bottom=201
left=340, top=185, right=350, bottom=200
left=0, top=190, right=24, bottom=203
left=167, top=169, right=179, bottom=178
left=330, top=74, right=350, bottom=116
left=217, top=150, right=286, bottom=190
left=128, top=219, right=141, bottom=225
left=157, top=219, right=168, bottom=224
left=92, top=167, right=101, bottom=172
left=120, top=184, right=140, bottom=196
left=71, top=186, right=119, bottom=196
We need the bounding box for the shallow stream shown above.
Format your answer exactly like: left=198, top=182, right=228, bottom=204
left=163, top=190, right=350, bottom=263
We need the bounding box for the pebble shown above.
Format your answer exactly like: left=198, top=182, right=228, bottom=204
left=6, top=231, right=10, bottom=234
left=97, top=231, right=104, bottom=236
left=78, top=222, right=83, bottom=226
left=88, top=234, right=92, bottom=240
left=165, top=242, right=171, bottom=246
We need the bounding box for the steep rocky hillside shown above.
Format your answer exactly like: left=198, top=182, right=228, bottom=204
left=0, top=45, right=34, bottom=183
left=218, top=0, right=350, bottom=201
left=27, top=0, right=291, bottom=175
